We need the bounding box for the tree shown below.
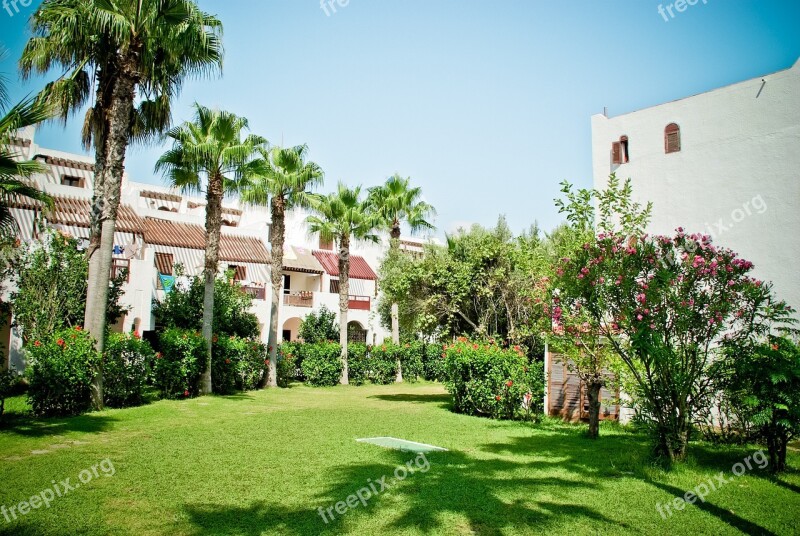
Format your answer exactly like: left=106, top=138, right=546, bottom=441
left=307, top=184, right=380, bottom=384
left=20, top=0, right=223, bottom=408
left=298, top=305, right=339, bottom=344
left=156, top=104, right=265, bottom=395
left=368, top=174, right=435, bottom=381
left=240, top=145, right=323, bottom=387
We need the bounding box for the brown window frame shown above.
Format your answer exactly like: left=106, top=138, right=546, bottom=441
left=61, top=175, right=85, bottom=188
left=665, top=123, right=681, bottom=154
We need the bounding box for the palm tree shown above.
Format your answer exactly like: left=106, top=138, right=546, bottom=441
left=20, top=0, right=222, bottom=408
left=368, top=174, right=435, bottom=381
left=307, top=184, right=380, bottom=385
left=240, top=145, right=324, bottom=387
left=0, top=77, right=54, bottom=243
left=156, top=104, right=265, bottom=395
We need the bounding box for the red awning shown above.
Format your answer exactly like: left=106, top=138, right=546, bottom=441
left=312, top=250, right=377, bottom=280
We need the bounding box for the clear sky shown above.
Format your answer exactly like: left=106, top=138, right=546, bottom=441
left=1, top=0, right=799, bottom=237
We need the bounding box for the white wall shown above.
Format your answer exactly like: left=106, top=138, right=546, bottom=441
left=591, top=58, right=800, bottom=312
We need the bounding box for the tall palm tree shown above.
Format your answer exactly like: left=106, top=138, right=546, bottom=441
left=156, top=104, right=265, bottom=395
left=307, top=184, right=380, bottom=385
left=368, top=174, right=435, bottom=380
left=240, top=145, right=324, bottom=387
left=20, top=0, right=222, bottom=409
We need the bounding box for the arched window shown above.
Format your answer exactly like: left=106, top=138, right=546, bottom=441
left=665, top=123, right=681, bottom=153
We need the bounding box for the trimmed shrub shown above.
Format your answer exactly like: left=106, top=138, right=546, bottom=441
left=154, top=329, right=207, bottom=399
left=348, top=343, right=370, bottom=385
left=369, top=344, right=399, bottom=385
left=422, top=343, right=447, bottom=382
left=300, top=342, right=343, bottom=387
left=276, top=349, right=296, bottom=388
left=103, top=332, right=154, bottom=408
left=399, top=342, right=424, bottom=382
left=26, top=327, right=100, bottom=417
left=211, top=335, right=266, bottom=394
left=444, top=339, right=544, bottom=420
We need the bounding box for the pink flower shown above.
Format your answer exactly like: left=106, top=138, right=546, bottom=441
left=637, top=314, right=643, bottom=321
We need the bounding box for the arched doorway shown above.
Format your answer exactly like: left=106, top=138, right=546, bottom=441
left=282, top=317, right=302, bottom=342
left=347, top=321, right=367, bottom=344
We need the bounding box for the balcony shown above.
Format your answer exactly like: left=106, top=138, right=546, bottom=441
left=348, top=295, right=371, bottom=311
left=284, top=292, right=313, bottom=308
left=242, top=285, right=267, bottom=301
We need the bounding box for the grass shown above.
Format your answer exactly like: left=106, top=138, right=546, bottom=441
left=0, top=382, right=798, bottom=535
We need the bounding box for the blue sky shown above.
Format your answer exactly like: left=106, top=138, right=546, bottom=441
left=1, top=0, right=799, bottom=237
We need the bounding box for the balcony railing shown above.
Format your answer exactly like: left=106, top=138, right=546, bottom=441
left=242, top=286, right=267, bottom=301
left=348, top=295, right=371, bottom=311
left=284, top=292, right=313, bottom=308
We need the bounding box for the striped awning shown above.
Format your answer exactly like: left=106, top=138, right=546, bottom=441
left=10, top=195, right=144, bottom=234
left=283, top=246, right=324, bottom=274
left=144, top=218, right=270, bottom=264
left=312, top=250, right=377, bottom=280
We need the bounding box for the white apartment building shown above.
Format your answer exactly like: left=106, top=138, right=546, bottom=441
left=591, top=57, right=800, bottom=312
left=1, top=127, right=427, bottom=370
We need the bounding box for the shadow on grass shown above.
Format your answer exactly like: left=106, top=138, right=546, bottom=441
left=368, top=393, right=453, bottom=409
left=0, top=412, right=117, bottom=438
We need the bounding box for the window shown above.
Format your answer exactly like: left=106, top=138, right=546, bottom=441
left=155, top=253, right=174, bottom=276
left=319, top=236, right=334, bottom=251
left=61, top=175, right=84, bottom=187
left=612, top=136, right=630, bottom=165
left=665, top=123, right=681, bottom=154
left=282, top=330, right=292, bottom=342
left=111, top=259, right=130, bottom=283
left=329, top=279, right=340, bottom=294
left=283, top=274, right=291, bottom=295
left=229, top=265, right=247, bottom=281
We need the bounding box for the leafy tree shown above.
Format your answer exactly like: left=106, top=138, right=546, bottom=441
left=20, top=0, right=223, bottom=409
left=240, top=145, right=323, bottom=387
left=298, top=305, right=339, bottom=344
left=307, top=183, right=380, bottom=384
left=368, top=174, right=435, bottom=381
left=156, top=105, right=265, bottom=394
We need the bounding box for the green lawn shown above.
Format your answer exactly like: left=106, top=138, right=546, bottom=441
left=0, top=382, right=798, bottom=535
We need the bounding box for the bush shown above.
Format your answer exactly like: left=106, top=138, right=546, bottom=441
left=399, top=342, right=424, bottom=382
left=212, top=335, right=266, bottom=394
left=422, top=343, right=447, bottom=382
left=26, top=327, right=100, bottom=417
left=300, top=342, right=343, bottom=387
left=444, top=338, right=544, bottom=420
left=153, top=329, right=207, bottom=399
left=298, top=305, right=339, bottom=343
left=0, top=368, right=22, bottom=418
left=103, top=332, right=154, bottom=408
left=280, top=342, right=304, bottom=380
left=369, top=344, right=399, bottom=385
left=276, top=347, right=297, bottom=388
left=348, top=343, right=370, bottom=385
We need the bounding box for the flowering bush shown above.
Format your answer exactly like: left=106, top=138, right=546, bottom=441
left=368, top=344, right=400, bottom=385
left=276, top=345, right=297, bottom=388
left=103, top=332, right=154, bottom=408
left=299, top=342, right=343, bottom=387
left=443, top=338, right=544, bottom=420
left=211, top=336, right=266, bottom=394
left=422, top=343, right=447, bottom=382
left=153, top=328, right=207, bottom=399
left=26, top=327, right=100, bottom=417
left=347, top=343, right=370, bottom=385
left=398, top=342, right=424, bottom=382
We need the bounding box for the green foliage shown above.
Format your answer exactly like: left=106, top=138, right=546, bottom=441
left=298, top=305, right=339, bottom=343
left=25, top=327, right=100, bottom=417
left=276, top=346, right=297, bottom=388
left=211, top=335, right=266, bottom=394
left=444, top=339, right=544, bottom=420
left=299, top=342, right=344, bottom=387
left=9, top=230, right=128, bottom=344
left=347, top=343, right=370, bottom=386
left=103, top=332, right=154, bottom=408
left=0, top=368, right=21, bottom=418
left=152, top=269, right=260, bottom=339
left=153, top=329, right=207, bottom=399
left=369, top=343, right=400, bottom=385
left=421, top=343, right=447, bottom=382
left=398, top=342, right=424, bottom=382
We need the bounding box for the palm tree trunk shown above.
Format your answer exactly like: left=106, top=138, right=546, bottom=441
left=84, top=62, right=138, bottom=411
left=339, top=235, right=350, bottom=385
left=263, top=196, right=285, bottom=388
left=200, top=172, right=224, bottom=395
left=390, top=224, right=402, bottom=382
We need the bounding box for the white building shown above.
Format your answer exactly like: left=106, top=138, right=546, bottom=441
left=591, top=57, right=800, bottom=311
left=1, top=127, right=430, bottom=370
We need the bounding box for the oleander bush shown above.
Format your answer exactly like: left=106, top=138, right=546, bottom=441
left=444, top=338, right=544, bottom=420
left=212, top=335, right=266, bottom=394
left=299, top=342, right=343, bottom=387
left=369, top=343, right=399, bottom=385
left=25, top=327, right=100, bottom=417
left=103, top=332, right=154, bottom=408
left=422, top=342, right=447, bottom=382
left=347, top=343, right=370, bottom=385
left=153, top=328, right=207, bottom=399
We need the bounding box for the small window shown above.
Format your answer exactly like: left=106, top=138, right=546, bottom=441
left=283, top=274, right=291, bottom=294
left=612, top=136, right=629, bottom=164
left=229, top=265, right=247, bottom=281
left=61, top=175, right=84, bottom=187
left=665, top=123, right=681, bottom=154
left=319, top=236, right=334, bottom=250
left=329, top=279, right=340, bottom=294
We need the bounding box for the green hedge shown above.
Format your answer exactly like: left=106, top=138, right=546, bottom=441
left=104, top=332, right=154, bottom=408
left=299, top=342, right=343, bottom=386
left=422, top=342, right=447, bottom=382
left=444, top=339, right=544, bottom=420
left=212, top=335, right=267, bottom=394
left=153, top=328, right=207, bottom=399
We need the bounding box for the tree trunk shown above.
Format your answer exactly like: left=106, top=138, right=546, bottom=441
left=586, top=381, right=602, bottom=439
left=767, top=424, right=789, bottom=473
left=200, top=173, right=224, bottom=395
left=263, top=196, right=285, bottom=388
left=339, top=235, right=350, bottom=385
left=84, top=59, right=138, bottom=411
left=389, top=226, right=402, bottom=382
